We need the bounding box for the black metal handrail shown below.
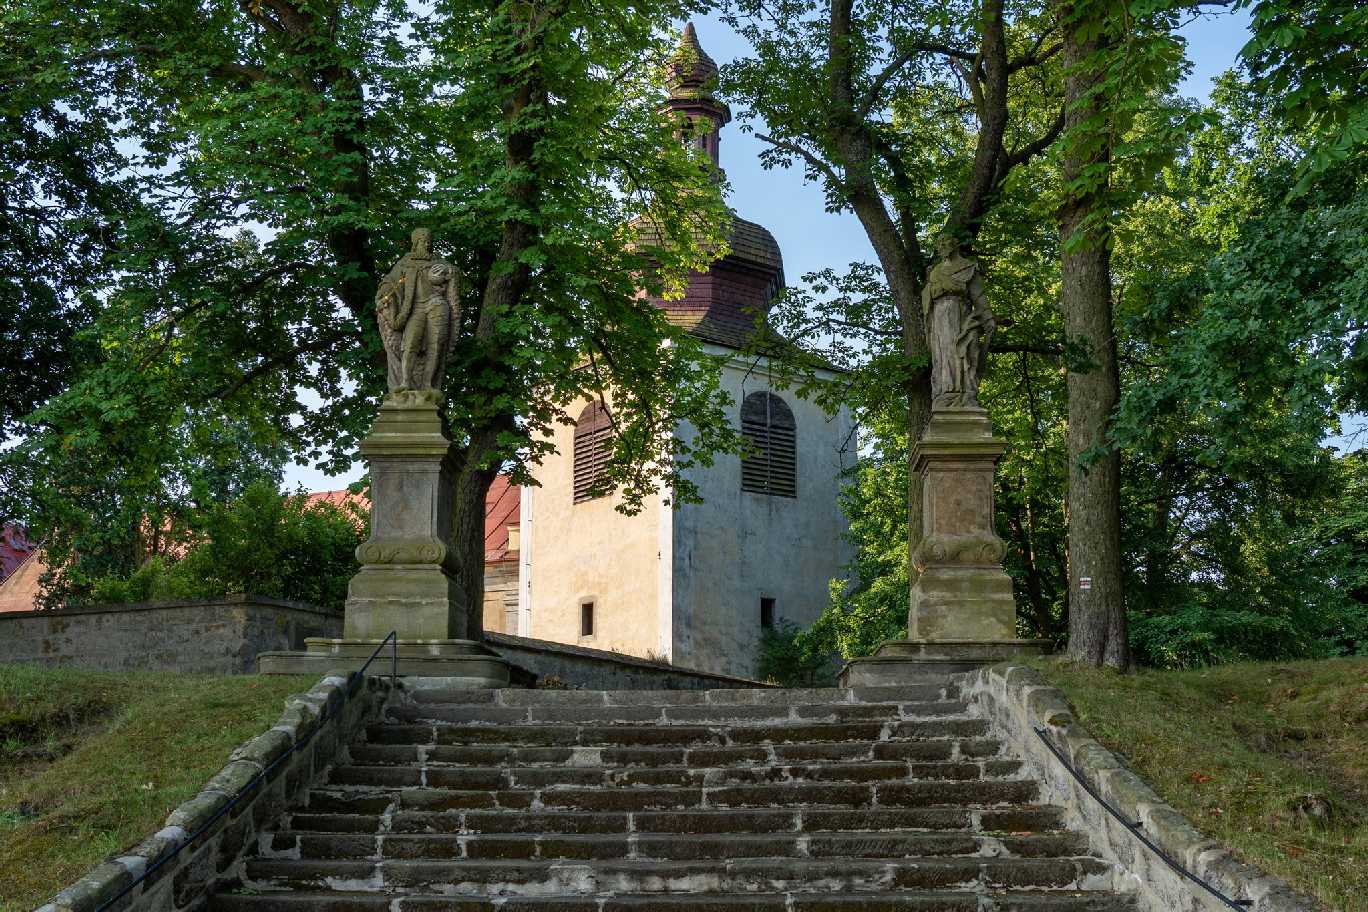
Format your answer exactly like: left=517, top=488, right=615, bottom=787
left=1032, top=726, right=1253, bottom=911
left=93, top=632, right=399, bottom=912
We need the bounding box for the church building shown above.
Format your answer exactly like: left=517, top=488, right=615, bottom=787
left=512, top=25, right=855, bottom=678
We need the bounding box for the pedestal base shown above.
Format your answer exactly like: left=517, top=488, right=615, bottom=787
left=258, top=638, right=511, bottom=686
left=839, top=638, right=1051, bottom=686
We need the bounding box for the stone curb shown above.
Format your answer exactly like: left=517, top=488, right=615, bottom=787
left=964, top=664, right=1325, bottom=912
left=36, top=672, right=393, bottom=912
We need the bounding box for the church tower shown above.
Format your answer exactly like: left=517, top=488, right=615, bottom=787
left=516, top=24, right=854, bottom=679
left=646, top=24, right=786, bottom=351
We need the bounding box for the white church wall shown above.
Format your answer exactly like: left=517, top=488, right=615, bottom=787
left=522, top=394, right=667, bottom=659
left=670, top=350, right=856, bottom=677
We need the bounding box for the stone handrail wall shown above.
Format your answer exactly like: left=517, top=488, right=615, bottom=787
left=37, top=673, right=396, bottom=912
left=963, top=664, right=1323, bottom=912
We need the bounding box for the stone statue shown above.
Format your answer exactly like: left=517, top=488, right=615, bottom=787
left=921, top=235, right=995, bottom=409
left=375, top=228, right=461, bottom=394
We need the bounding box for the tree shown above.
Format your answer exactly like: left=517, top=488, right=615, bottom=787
left=723, top=0, right=1066, bottom=599
left=1054, top=0, right=1127, bottom=668
left=1240, top=0, right=1368, bottom=188
left=1110, top=76, right=1368, bottom=665
left=0, top=11, right=135, bottom=440
left=1, top=0, right=738, bottom=620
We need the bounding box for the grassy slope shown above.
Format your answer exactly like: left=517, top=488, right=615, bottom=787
left=1035, top=657, right=1367, bottom=912
left=0, top=666, right=313, bottom=912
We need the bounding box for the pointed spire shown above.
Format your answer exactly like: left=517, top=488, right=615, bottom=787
left=662, top=23, right=732, bottom=168
left=666, top=22, right=720, bottom=98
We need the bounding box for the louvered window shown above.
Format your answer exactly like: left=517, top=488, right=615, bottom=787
left=573, top=400, right=613, bottom=503
left=741, top=392, right=797, bottom=498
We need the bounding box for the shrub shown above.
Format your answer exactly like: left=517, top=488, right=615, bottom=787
left=87, top=482, right=364, bottom=610
left=755, top=621, right=839, bottom=687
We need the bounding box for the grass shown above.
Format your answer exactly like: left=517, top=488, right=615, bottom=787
left=0, top=665, right=313, bottom=912
left=1033, top=656, right=1368, bottom=912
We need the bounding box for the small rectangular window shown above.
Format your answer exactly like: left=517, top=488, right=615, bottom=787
left=760, top=597, right=776, bottom=630
left=581, top=601, right=595, bottom=637
left=506, top=525, right=521, bottom=552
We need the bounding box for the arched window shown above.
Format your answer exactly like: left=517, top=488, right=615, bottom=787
left=573, top=400, right=613, bottom=503
left=741, top=392, right=797, bottom=498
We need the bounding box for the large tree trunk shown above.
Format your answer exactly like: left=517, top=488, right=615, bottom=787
left=451, top=430, right=502, bottom=639
left=1057, top=2, right=1128, bottom=669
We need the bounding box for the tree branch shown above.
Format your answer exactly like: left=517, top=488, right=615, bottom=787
left=757, top=133, right=847, bottom=191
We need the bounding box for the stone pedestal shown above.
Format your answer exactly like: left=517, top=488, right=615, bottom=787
left=842, top=407, right=1047, bottom=685
left=260, top=392, right=509, bottom=686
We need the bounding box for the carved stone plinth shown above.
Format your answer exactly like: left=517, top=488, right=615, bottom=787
left=346, top=391, right=465, bottom=641
left=842, top=407, right=1047, bottom=685
left=261, top=392, right=508, bottom=686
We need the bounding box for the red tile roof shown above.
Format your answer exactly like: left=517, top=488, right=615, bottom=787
left=484, top=475, right=521, bottom=564
left=305, top=481, right=520, bottom=564
left=1, top=524, right=33, bottom=582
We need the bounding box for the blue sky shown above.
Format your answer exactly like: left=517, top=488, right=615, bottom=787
left=283, top=6, right=1285, bottom=490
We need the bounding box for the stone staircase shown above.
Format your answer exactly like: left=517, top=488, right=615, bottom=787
left=209, top=683, right=1134, bottom=912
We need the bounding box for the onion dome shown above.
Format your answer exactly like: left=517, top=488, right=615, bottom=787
left=635, top=25, right=785, bottom=350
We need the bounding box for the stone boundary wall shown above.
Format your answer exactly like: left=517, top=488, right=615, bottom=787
left=0, top=595, right=342, bottom=674
left=485, top=632, right=770, bottom=690
left=37, top=672, right=396, bottom=912
left=964, top=664, right=1323, bottom=912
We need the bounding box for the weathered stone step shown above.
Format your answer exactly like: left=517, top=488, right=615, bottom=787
left=346, top=737, right=1006, bottom=768
left=364, top=718, right=990, bottom=748
left=286, top=805, right=1069, bottom=837
left=385, top=701, right=970, bottom=726
left=210, top=889, right=1134, bottom=912
left=402, top=684, right=960, bottom=707
left=326, top=759, right=1024, bottom=789
left=241, top=854, right=1113, bottom=894
left=265, top=829, right=1090, bottom=861
left=302, top=777, right=1040, bottom=813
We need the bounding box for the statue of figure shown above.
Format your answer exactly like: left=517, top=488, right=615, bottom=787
left=375, top=228, right=461, bottom=394
left=921, top=234, right=995, bottom=409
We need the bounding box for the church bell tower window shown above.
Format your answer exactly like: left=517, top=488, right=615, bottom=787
left=741, top=392, right=797, bottom=498
left=573, top=400, right=613, bottom=503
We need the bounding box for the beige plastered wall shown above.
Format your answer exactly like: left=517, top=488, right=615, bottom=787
left=522, top=391, right=667, bottom=660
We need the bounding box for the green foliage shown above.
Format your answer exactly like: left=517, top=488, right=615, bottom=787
left=1109, top=78, right=1368, bottom=665
left=755, top=621, right=837, bottom=687
left=1240, top=0, right=1368, bottom=189
left=84, top=483, right=365, bottom=611
left=1, top=0, right=741, bottom=600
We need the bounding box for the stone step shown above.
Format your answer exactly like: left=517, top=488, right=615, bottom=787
left=286, top=805, right=1069, bottom=837
left=325, top=759, right=1024, bottom=789
left=300, top=777, right=1041, bottom=814
left=364, top=719, right=990, bottom=748
left=385, top=701, right=970, bottom=726
left=402, top=684, right=960, bottom=707
left=211, top=889, right=1134, bottom=912
left=348, top=737, right=1006, bottom=768
left=242, top=855, right=1113, bottom=895
left=264, top=829, right=1091, bottom=862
